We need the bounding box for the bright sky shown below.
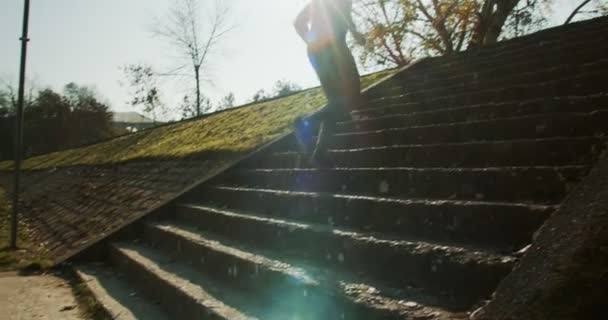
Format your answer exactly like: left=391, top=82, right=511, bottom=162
left=0, top=0, right=589, bottom=119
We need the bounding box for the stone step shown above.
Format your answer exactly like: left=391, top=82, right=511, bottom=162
left=416, top=38, right=608, bottom=80
left=364, top=19, right=608, bottom=104
left=286, top=102, right=608, bottom=153
left=332, top=112, right=608, bottom=149
left=343, top=94, right=608, bottom=132
left=216, top=166, right=588, bottom=204
left=366, top=71, right=608, bottom=109
left=188, top=186, right=553, bottom=250
left=142, top=222, right=465, bottom=318
left=175, top=204, right=515, bottom=306
left=382, top=30, right=608, bottom=94
left=75, top=264, right=171, bottom=320
left=440, top=41, right=608, bottom=76
left=396, top=31, right=607, bottom=89
left=108, top=242, right=257, bottom=320
left=417, top=21, right=608, bottom=73
left=369, top=56, right=608, bottom=101
left=242, top=137, right=605, bottom=169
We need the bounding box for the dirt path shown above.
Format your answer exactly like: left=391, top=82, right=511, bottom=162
left=0, top=272, right=84, bottom=320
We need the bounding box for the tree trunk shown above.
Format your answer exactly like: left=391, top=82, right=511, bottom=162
left=194, top=66, right=201, bottom=116
left=484, top=0, right=520, bottom=45
left=469, top=0, right=520, bottom=48
left=417, top=0, right=455, bottom=54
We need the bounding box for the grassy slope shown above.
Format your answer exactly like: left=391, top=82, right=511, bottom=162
left=0, top=70, right=393, bottom=171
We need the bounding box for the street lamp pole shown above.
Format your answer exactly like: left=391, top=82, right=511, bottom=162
left=11, top=0, right=31, bottom=250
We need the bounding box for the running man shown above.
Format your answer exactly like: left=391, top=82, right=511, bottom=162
left=294, top=0, right=365, bottom=165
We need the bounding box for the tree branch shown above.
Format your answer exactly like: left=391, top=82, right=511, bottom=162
left=565, top=0, right=593, bottom=24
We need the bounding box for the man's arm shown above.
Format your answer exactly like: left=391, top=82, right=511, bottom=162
left=294, top=3, right=312, bottom=43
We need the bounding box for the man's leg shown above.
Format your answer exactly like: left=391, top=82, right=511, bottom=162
left=311, top=103, right=340, bottom=166
left=306, top=46, right=343, bottom=165
left=339, top=43, right=362, bottom=111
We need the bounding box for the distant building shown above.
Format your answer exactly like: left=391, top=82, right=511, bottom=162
left=111, top=112, right=160, bottom=133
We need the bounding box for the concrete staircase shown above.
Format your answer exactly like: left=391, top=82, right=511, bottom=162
left=75, top=17, right=608, bottom=319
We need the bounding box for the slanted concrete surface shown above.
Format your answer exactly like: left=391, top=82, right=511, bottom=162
left=0, top=272, right=83, bottom=320
left=473, top=150, right=608, bottom=320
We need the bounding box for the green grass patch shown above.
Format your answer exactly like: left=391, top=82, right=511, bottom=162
left=0, top=70, right=394, bottom=171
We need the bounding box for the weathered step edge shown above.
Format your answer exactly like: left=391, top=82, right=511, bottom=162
left=143, top=222, right=464, bottom=319
left=244, top=137, right=605, bottom=170
left=108, top=242, right=256, bottom=320
left=75, top=264, right=171, bottom=320
left=175, top=203, right=516, bottom=307
left=342, top=94, right=608, bottom=131
left=193, top=185, right=554, bottom=249
left=217, top=166, right=588, bottom=204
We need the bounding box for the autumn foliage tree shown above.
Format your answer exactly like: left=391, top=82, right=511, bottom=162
left=354, top=0, right=418, bottom=67
left=413, top=0, right=480, bottom=54
left=353, top=0, right=498, bottom=66
left=353, top=0, right=559, bottom=67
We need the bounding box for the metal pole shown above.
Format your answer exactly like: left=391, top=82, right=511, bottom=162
left=11, top=0, right=31, bottom=250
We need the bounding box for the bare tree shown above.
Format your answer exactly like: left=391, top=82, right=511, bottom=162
left=0, top=82, right=17, bottom=111
left=251, top=89, right=269, bottom=103
left=152, top=0, right=235, bottom=117
left=179, top=93, right=213, bottom=119
left=218, top=92, right=235, bottom=110
left=272, top=80, right=302, bottom=98
left=122, top=64, right=165, bottom=124
left=0, top=77, right=38, bottom=111
left=249, top=80, right=303, bottom=103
